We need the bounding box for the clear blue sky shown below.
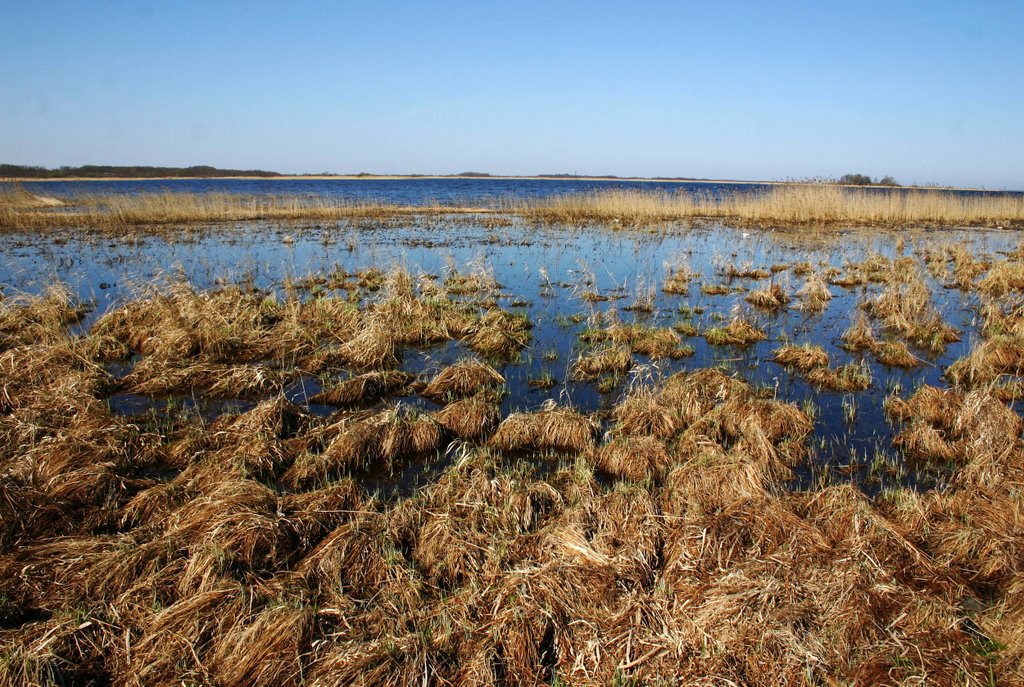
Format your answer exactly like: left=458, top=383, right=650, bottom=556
left=1, top=1, right=1021, bottom=188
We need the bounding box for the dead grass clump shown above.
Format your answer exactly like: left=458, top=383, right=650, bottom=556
left=92, top=281, right=278, bottom=362
left=464, top=309, right=531, bottom=357
left=661, top=449, right=774, bottom=516
left=805, top=362, right=871, bottom=391
left=119, top=358, right=281, bottom=397
left=704, top=312, right=767, bottom=346
left=283, top=413, right=383, bottom=486
left=570, top=344, right=632, bottom=380
left=443, top=263, right=498, bottom=295
left=946, top=335, right=1024, bottom=387
left=659, top=368, right=751, bottom=427
left=865, top=273, right=960, bottom=352
left=611, top=385, right=680, bottom=440
left=591, top=435, right=673, bottom=481
left=726, top=264, right=771, bottom=280
left=630, top=327, right=689, bottom=358
left=744, top=283, right=790, bottom=311
left=795, top=272, right=833, bottom=312
left=432, top=392, right=502, bottom=440
left=892, top=422, right=959, bottom=462
left=772, top=343, right=829, bottom=372
left=841, top=311, right=876, bottom=351
left=947, top=244, right=989, bottom=290
left=884, top=385, right=963, bottom=426
left=490, top=404, right=599, bottom=453
left=662, top=266, right=693, bottom=294
left=871, top=339, right=920, bottom=368
left=581, top=321, right=687, bottom=358
left=977, top=257, right=1024, bottom=297
left=0, top=284, right=85, bottom=350
left=210, top=602, right=314, bottom=687
left=337, top=322, right=399, bottom=369
left=309, top=370, right=414, bottom=407
left=280, top=479, right=362, bottom=548
left=421, top=358, right=504, bottom=401
left=703, top=282, right=736, bottom=297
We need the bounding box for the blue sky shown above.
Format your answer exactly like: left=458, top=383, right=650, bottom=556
left=1, top=1, right=1021, bottom=188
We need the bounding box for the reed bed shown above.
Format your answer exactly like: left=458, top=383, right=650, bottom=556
left=0, top=191, right=452, bottom=231
left=518, top=184, right=1024, bottom=227
left=3, top=183, right=1023, bottom=233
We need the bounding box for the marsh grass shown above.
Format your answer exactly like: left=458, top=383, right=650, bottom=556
left=519, top=184, right=1024, bottom=227
left=6, top=183, right=1022, bottom=233
left=704, top=311, right=767, bottom=346
left=0, top=191, right=451, bottom=231
left=772, top=343, right=829, bottom=372
left=4, top=249, right=1024, bottom=687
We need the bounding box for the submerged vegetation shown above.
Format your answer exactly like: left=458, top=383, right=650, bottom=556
left=2, top=207, right=1024, bottom=685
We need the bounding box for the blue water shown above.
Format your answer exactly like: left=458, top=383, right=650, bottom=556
left=20, top=177, right=1022, bottom=208
left=21, top=177, right=777, bottom=206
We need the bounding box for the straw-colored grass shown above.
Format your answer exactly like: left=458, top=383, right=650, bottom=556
left=308, top=370, right=414, bottom=407
left=704, top=312, right=767, bottom=346
left=745, top=283, right=790, bottom=311
left=805, top=362, right=872, bottom=391
left=5, top=264, right=1024, bottom=685
left=421, top=358, right=504, bottom=402
left=489, top=404, right=599, bottom=453
left=4, top=184, right=1023, bottom=232
left=519, top=184, right=1024, bottom=227
left=0, top=191, right=449, bottom=230
left=772, top=343, right=829, bottom=372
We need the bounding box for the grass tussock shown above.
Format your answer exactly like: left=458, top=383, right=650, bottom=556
left=745, top=282, right=790, bottom=311
left=864, top=270, right=960, bottom=352
left=421, top=358, right=504, bottom=402
left=704, top=311, right=767, bottom=346
left=795, top=272, right=833, bottom=312
left=308, top=370, right=414, bottom=407
left=489, top=403, right=599, bottom=453
left=570, top=343, right=633, bottom=380
left=772, top=343, right=829, bottom=372
left=805, top=361, right=872, bottom=391
left=581, top=321, right=692, bottom=360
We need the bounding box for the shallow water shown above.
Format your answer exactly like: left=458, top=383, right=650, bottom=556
left=0, top=216, right=1017, bottom=494
left=20, top=176, right=1023, bottom=208
left=19, top=177, right=772, bottom=207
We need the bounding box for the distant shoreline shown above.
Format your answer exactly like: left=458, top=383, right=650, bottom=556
left=12, top=175, right=1001, bottom=193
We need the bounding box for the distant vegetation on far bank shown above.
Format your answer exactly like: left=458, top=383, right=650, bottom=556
left=839, top=173, right=899, bottom=186
left=0, top=164, right=281, bottom=179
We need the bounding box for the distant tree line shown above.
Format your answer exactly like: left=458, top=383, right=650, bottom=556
left=0, top=164, right=281, bottom=179
left=838, top=173, right=899, bottom=186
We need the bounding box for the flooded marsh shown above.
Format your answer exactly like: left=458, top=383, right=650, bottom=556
left=2, top=210, right=1024, bottom=685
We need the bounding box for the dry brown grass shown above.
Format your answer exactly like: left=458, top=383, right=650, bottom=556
left=805, top=361, right=872, bottom=391
left=308, top=370, right=414, bottom=407
left=489, top=403, right=599, bottom=453
left=772, top=343, right=829, bottom=372
left=519, top=184, right=1024, bottom=227
left=421, top=358, right=504, bottom=402
left=745, top=282, right=790, bottom=311
left=570, top=343, right=633, bottom=380
left=704, top=311, right=767, bottom=346
left=0, top=191, right=447, bottom=231
left=4, top=269, right=1024, bottom=685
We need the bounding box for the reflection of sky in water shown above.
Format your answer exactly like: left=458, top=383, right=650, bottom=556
left=1, top=217, right=1017, bottom=494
